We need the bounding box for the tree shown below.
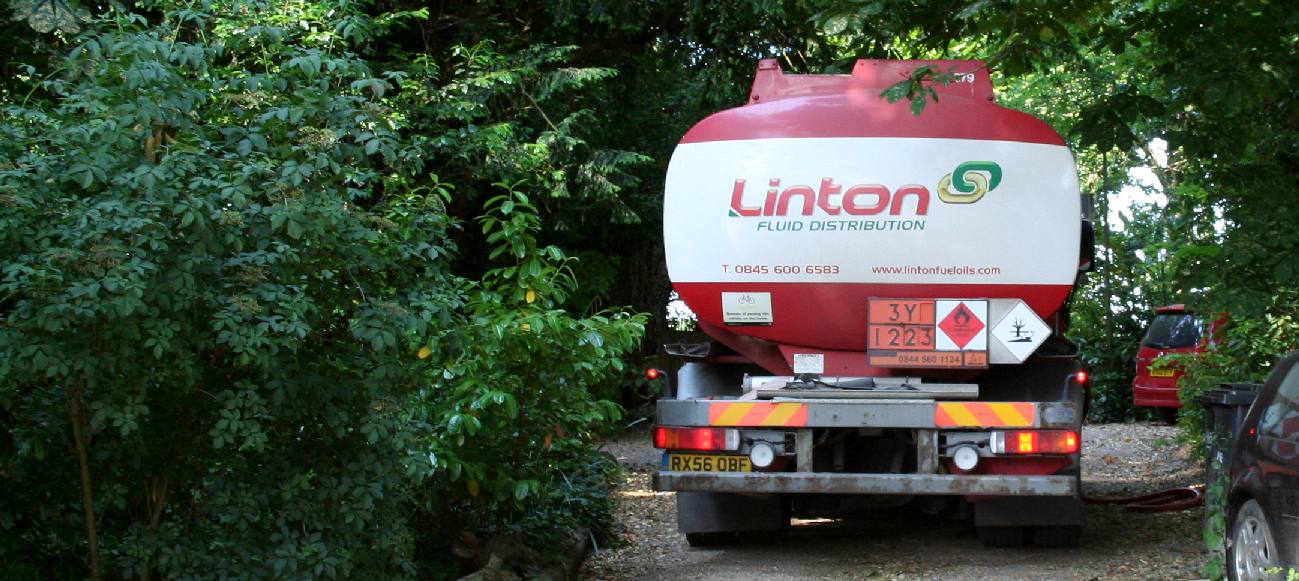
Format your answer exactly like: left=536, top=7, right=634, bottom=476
left=0, top=1, right=643, bottom=578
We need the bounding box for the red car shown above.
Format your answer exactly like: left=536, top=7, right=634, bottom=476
left=1132, top=305, right=1210, bottom=421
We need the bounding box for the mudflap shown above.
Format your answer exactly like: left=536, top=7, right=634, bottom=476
left=974, top=495, right=1081, bottom=527
left=974, top=495, right=1082, bottom=547
left=677, top=491, right=789, bottom=534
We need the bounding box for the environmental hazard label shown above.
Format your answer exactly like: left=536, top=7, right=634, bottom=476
left=990, top=302, right=1051, bottom=362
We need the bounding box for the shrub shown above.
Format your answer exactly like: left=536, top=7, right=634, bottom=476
left=0, top=3, right=644, bottom=578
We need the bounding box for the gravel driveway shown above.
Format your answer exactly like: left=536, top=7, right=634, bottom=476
left=583, top=423, right=1206, bottom=580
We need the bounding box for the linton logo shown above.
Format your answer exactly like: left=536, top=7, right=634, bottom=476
left=727, top=178, right=929, bottom=218
left=728, top=161, right=1003, bottom=217
left=937, top=161, right=1002, bottom=204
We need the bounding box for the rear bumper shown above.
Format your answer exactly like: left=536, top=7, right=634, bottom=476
left=654, top=397, right=1082, bottom=498
left=656, top=398, right=1081, bottom=429
left=653, top=472, right=1077, bottom=496
left=1132, top=380, right=1182, bottom=408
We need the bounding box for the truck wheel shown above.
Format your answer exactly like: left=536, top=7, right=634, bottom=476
left=1032, top=525, right=1081, bottom=548
left=976, top=526, right=1026, bottom=547
left=676, top=491, right=787, bottom=542
left=686, top=532, right=738, bottom=548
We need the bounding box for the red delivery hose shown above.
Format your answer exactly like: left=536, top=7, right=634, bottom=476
left=1082, top=485, right=1204, bottom=512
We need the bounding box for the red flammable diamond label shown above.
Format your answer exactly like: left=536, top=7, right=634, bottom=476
left=938, top=302, right=985, bottom=349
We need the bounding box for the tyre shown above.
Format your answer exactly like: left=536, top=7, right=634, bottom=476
left=1033, top=525, right=1081, bottom=548
left=1157, top=407, right=1178, bottom=425
left=686, top=531, right=738, bottom=548
left=977, top=526, right=1026, bottom=547
left=1229, top=499, right=1281, bottom=581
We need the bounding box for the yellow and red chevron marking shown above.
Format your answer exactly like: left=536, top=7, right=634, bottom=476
left=708, top=402, right=809, bottom=427
left=935, top=402, right=1036, bottom=428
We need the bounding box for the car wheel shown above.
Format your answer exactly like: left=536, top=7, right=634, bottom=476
left=1157, top=407, right=1178, bottom=425
left=1230, top=499, right=1281, bottom=581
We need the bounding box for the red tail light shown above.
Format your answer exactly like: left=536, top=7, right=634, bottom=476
left=1075, top=370, right=1089, bottom=384
left=645, top=368, right=663, bottom=380
left=993, top=430, right=1079, bottom=455
left=653, top=427, right=740, bottom=451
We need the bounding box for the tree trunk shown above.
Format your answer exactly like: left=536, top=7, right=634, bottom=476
left=1098, top=152, right=1114, bottom=327
left=617, top=231, right=671, bottom=358
left=68, top=379, right=103, bottom=581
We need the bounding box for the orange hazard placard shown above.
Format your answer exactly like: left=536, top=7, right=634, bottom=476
left=868, top=300, right=935, bottom=325
left=869, top=325, right=936, bottom=351
left=868, top=298, right=988, bottom=369
left=869, top=350, right=986, bottom=368
left=868, top=299, right=936, bottom=352
left=708, top=402, right=808, bottom=427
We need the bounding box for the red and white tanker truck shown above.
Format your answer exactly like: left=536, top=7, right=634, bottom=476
left=653, top=59, right=1094, bottom=547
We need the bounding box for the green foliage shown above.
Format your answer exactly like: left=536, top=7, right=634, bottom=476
left=880, top=65, right=964, bottom=115
left=8, top=0, right=89, bottom=34
left=516, top=444, right=624, bottom=559
left=1176, top=292, right=1299, bottom=454
left=1071, top=90, right=1165, bottom=152
left=825, top=0, right=1296, bottom=433
left=417, top=185, right=644, bottom=535
left=1070, top=292, right=1145, bottom=423
left=2, top=0, right=1295, bottom=576
left=407, top=186, right=642, bottom=577
left=0, top=1, right=644, bottom=578
left=1, top=1, right=452, bottom=576
left=1202, top=453, right=1227, bottom=580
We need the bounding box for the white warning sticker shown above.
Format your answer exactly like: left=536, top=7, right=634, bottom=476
left=792, top=353, right=825, bottom=374
left=991, top=302, right=1051, bottom=362
left=721, top=292, right=773, bottom=325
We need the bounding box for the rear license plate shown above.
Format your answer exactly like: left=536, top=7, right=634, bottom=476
left=1149, top=368, right=1176, bottom=377
left=666, top=454, right=751, bottom=472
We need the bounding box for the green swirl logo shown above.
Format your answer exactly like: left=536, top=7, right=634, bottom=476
left=938, top=161, right=1002, bottom=204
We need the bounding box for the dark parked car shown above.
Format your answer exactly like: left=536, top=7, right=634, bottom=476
left=1228, top=352, right=1299, bottom=580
